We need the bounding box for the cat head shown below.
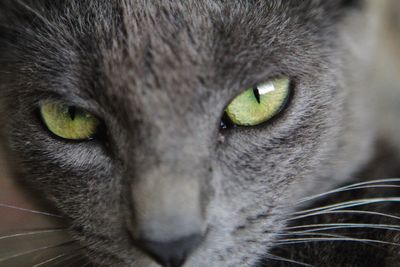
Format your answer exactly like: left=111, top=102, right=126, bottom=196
left=0, top=1, right=374, bottom=266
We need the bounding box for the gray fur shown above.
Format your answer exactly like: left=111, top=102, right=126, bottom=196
left=0, top=1, right=385, bottom=266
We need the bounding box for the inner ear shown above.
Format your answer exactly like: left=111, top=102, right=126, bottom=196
left=341, top=0, right=364, bottom=9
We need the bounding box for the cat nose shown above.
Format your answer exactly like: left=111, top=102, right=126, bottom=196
left=137, top=233, right=204, bottom=267
left=129, top=168, right=209, bottom=266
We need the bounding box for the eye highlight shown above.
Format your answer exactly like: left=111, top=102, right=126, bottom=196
left=40, top=101, right=101, bottom=141
left=222, top=77, right=290, bottom=128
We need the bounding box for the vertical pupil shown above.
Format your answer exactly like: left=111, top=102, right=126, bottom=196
left=68, top=106, right=76, bottom=120
left=253, top=86, right=261, bottom=103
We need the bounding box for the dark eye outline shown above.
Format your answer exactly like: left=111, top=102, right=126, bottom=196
left=220, top=80, right=294, bottom=130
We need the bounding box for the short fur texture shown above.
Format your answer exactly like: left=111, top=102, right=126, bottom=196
left=1, top=1, right=398, bottom=266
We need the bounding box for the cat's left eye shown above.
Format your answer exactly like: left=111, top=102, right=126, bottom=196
left=221, top=77, right=290, bottom=128
left=40, top=101, right=101, bottom=141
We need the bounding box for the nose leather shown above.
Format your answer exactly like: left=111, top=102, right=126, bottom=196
left=137, top=234, right=203, bottom=267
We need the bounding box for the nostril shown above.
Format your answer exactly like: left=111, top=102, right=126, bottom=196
left=137, top=234, right=203, bottom=267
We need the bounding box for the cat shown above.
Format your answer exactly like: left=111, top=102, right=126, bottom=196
left=0, top=0, right=399, bottom=267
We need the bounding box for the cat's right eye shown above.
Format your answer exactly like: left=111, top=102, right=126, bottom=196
left=221, top=77, right=290, bottom=129
left=40, top=101, right=101, bottom=141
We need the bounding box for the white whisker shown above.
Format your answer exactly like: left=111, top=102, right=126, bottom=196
left=0, top=240, right=76, bottom=263
left=0, top=229, right=66, bottom=241
left=38, top=247, right=86, bottom=267
left=279, top=232, right=347, bottom=239
left=15, top=0, right=52, bottom=26
left=266, top=253, right=314, bottom=267
left=0, top=203, right=62, bottom=218
left=61, top=254, right=86, bottom=267
left=297, top=178, right=400, bottom=204
left=276, top=237, right=400, bottom=247
left=289, top=209, right=400, bottom=222
left=32, top=252, right=68, bottom=267
left=285, top=223, right=400, bottom=232
left=294, top=198, right=400, bottom=216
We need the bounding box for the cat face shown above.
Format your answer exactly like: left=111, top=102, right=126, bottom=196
left=0, top=1, right=373, bottom=266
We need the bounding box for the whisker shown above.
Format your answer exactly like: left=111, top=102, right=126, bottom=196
left=0, top=203, right=62, bottom=218
left=297, top=178, right=400, bottom=204
left=57, top=253, right=87, bottom=267
left=61, top=255, right=84, bottom=267
left=55, top=241, right=98, bottom=267
left=34, top=246, right=86, bottom=267
left=285, top=223, right=400, bottom=232
left=61, top=256, right=84, bottom=267
left=15, top=0, right=53, bottom=26
left=32, top=252, right=69, bottom=267
left=0, top=240, right=76, bottom=263
left=266, top=253, right=314, bottom=267
left=276, top=237, right=400, bottom=247
left=293, top=198, right=400, bottom=216
left=64, top=241, right=100, bottom=267
left=0, top=229, right=67, bottom=241
left=345, top=185, right=400, bottom=190
left=289, top=209, right=400, bottom=222
left=278, top=232, right=347, bottom=239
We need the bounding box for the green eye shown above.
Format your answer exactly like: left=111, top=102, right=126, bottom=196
left=40, top=101, right=101, bottom=140
left=223, top=77, right=290, bottom=127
